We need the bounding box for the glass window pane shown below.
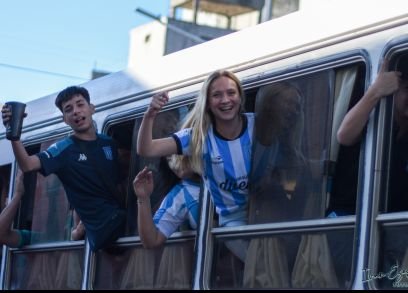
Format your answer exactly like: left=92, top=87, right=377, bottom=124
left=250, top=71, right=334, bottom=223
left=0, top=165, right=12, bottom=212
left=127, top=106, right=191, bottom=236
left=373, top=54, right=408, bottom=213
left=9, top=249, right=84, bottom=290
left=0, top=164, right=12, bottom=263
left=377, top=225, right=408, bottom=289
left=375, top=54, right=408, bottom=290
left=16, top=140, right=73, bottom=244
left=93, top=241, right=195, bottom=289
left=211, top=229, right=354, bottom=289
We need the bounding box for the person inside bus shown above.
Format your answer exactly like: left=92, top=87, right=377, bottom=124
left=137, top=69, right=252, bottom=262
left=122, top=154, right=200, bottom=289
left=0, top=169, right=85, bottom=247
left=1, top=86, right=126, bottom=252
left=337, top=57, right=408, bottom=212
left=133, top=154, right=201, bottom=248
left=337, top=57, right=408, bottom=281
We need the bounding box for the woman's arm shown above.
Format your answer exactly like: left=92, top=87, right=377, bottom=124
left=11, top=141, right=41, bottom=172
left=133, top=167, right=167, bottom=248
left=137, top=92, right=178, bottom=157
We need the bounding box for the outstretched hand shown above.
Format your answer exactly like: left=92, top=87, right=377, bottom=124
left=1, top=104, right=28, bottom=127
left=133, top=166, right=154, bottom=200
left=145, top=91, right=169, bottom=118
left=372, top=58, right=401, bottom=98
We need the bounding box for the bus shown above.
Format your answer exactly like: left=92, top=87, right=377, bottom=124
left=1, top=3, right=408, bottom=289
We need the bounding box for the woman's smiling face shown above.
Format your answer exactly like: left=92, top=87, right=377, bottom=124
left=207, top=76, right=241, bottom=124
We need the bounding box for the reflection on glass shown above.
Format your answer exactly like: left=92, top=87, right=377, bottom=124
left=250, top=81, right=310, bottom=224
left=250, top=72, right=333, bottom=224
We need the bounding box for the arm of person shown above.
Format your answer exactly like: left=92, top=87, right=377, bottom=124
left=0, top=170, right=26, bottom=247
left=136, top=92, right=178, bottom=157
left=1, top=106, right=41, bottom=172
left=337, top=59, right=401, bottom=146
left=133, top=167, right=167, bottom=248
left=71, top=210, right=85, bottom=241
left=11, top=141, right=41, bottom=172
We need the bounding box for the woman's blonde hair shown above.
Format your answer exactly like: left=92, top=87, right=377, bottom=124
left=167, top=154, right=192, bottom=174
left=180, top=70, right=245, bottom=174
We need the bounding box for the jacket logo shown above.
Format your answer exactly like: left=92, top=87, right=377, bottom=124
left=103, top=146, right=113, bottom=160
left=78, top=154, right=87, bottom=162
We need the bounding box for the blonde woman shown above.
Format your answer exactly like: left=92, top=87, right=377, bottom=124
left=137, top=70, right=253, bottom=261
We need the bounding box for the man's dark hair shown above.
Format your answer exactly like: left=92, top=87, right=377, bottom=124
left=55, top=86, right=90, bottom=112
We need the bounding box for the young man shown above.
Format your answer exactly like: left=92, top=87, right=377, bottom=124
left=337, top=57, right=408, bottom=281
left=1, top=86, right=126, bottom=252
left=337, top=58, right=408, bottom=211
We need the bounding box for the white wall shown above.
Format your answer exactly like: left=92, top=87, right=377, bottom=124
left=127, top=21, right=167, bottom=69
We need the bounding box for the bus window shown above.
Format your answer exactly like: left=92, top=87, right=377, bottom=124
left=247, top=64, right=366, bottom=225
left=377, top=53, right=408, bottom=290
left=328, top=63, right=366, bottom=216
left=210, top=63, right=365, bottom=289
left=0, top=165, right=12, bottom=215
left=384, top=53, right=408, bottom=213
left=107, top=121, right=134, bottom=236
left=93, top=105, right=197, bottom=289
left=0, top=164, right=11, bottom=264
left=249, top=70, right=334, bottom=224
left=93, top=246, right=157, bottom=289
left=93, top=241, right=195, bottom=289
left=126, top=107, right=187, bottom=236
left=9, top=249, right=84, bottom=290
left=33, top=141, right=71, bottom=243
left=7, top=140, right=84, bottom=290
left=12, top=141, right=72, bottom=244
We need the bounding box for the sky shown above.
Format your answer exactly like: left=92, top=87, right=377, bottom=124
left=0, top=0, right=169, bottom=104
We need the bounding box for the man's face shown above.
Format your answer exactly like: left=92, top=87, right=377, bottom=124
left=61, top=94, right=95, bottom=133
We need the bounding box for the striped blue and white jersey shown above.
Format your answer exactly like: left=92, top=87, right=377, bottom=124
left=173, top=113, right=254, bottom=217
left=153, top=179, right=200, bottom=238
